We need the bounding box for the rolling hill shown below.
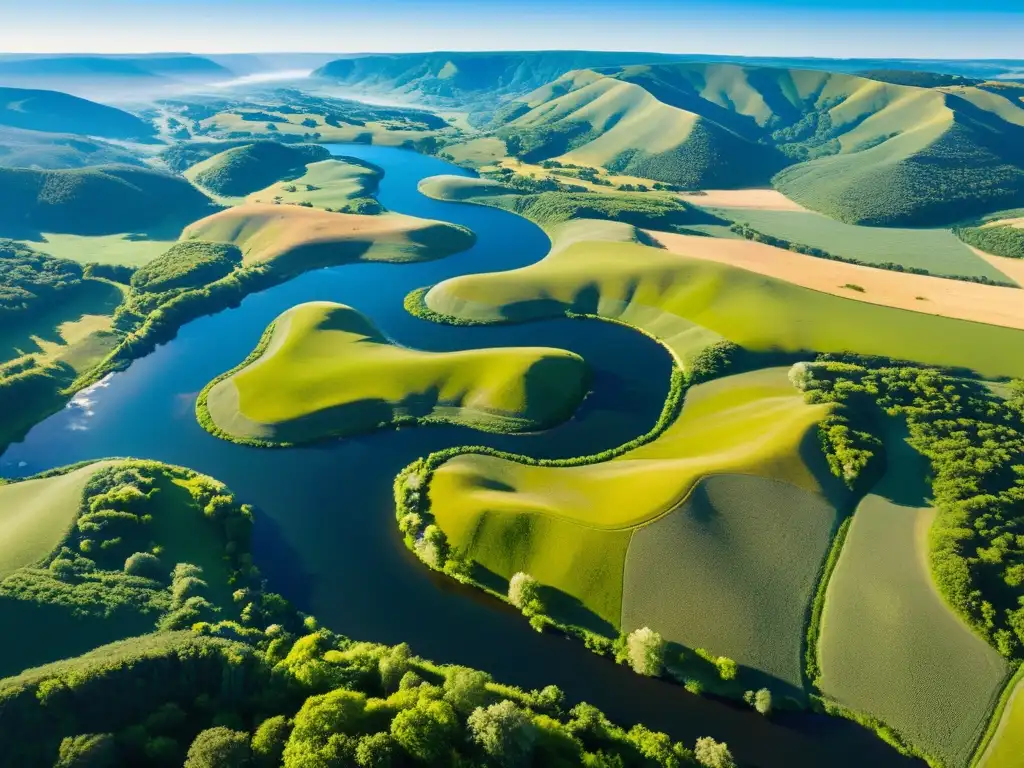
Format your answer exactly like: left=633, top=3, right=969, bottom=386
left=478, top=62, right=1024, bottom=225
left=0, top=165, right=216, bottom=236
left=0, top=86, right=154, bottom=139
left=185, top=141, right=330, bottom=197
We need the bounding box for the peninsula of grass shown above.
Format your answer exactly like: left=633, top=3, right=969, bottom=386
left=184, top=141, right=330, bottom=197
left=245, top=156, right=384, bottom=213
left=422, top=238, right=1024, bottom=380
left=197, top=302, right=590, bottom=446
left=0, top=459, right=253, bottom=678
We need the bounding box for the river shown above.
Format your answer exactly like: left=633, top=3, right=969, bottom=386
left=0, top=144, right=918, bottom=768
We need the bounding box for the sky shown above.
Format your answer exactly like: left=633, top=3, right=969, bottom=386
left=1, top=0, right=1023, bottom=59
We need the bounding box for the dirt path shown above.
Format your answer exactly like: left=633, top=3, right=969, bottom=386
left=650, top=231, right=1024, bottom=331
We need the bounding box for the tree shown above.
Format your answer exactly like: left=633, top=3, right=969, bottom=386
left=54, top=734, right=116, bottom=767
left=694, top=737, right=735, bottom=768
left=753, top=688, right=772, bottom=715
left=124, top=551, right=163, bottom=579
left=467, top=700, right=537, bottom=767
left=184, top=728, right=251, bottom=768
left=715, top=657, right=737, bottom=682
left=283, top=689, right=368, bottom=768
left=252, top=716, right=290, bottom=767
left=443, top=666, right=492, bottom=714
left=379, top=643, right=412, bottom=693
left=508, top=572, right=542, bottom=615
left=626, top=627, right=665, bottom=677
left=389, top=698, right=458, bottom=763
left=355, top=732, right=395, bottom=768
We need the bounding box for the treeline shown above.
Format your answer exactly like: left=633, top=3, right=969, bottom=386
left=730, top=222, right=1016, bottom=287
left=0, top=625, right=737, bottom=768
left=955, top=224, right=1024, bottom=260
left=130, top=241, right=243, bottom=296
left=0, top=239, right=83, bottom=316
left=798, top=358, right=1024, bottom=658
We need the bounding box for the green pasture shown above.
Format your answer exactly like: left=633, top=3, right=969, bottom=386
left=818, top=431, right=1008, bottom=767
left=978, top=669, right=1024, bottom=768
left=424, top=239, right=1024, bottom=379
left=716, top=208, right=1008, bottom=281
left=201, top=302, right=588, bottom=444
left=621, top=474, right=841, bottom=696
left=14, top=232, right=178, bottom=267
left=246, top=158, right=383, bottom=211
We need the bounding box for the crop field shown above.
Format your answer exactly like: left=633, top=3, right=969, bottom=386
left=650, top=231, right=1024, bottom=331
left=978, top=671, right=1024, bottom=768
left=424, top=239, right=1024, bottom=378
left=0, top=279, right=123, bottom=369
left=678, top=189, right=806, bottom=211
left=715, top=208, right=1006, bottom=280
left=621, top=474, right=841, bottom=694
left=14, top=232, right=178, bottom=267
left=817, top=432, right=1007, bottom=768
left=202, top=302, right=589, bottom=444
left=182, top=203, right=474, bottom=273
left=246, top=158, right=382, bottom=210
left=0, top=462, right=111, bottom=579
left=428, top=368, right=833, bottom=631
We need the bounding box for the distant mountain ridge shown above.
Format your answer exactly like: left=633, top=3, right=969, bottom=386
left=480, top=62, right=1024, bottom=225
left=0, top=86, right=153, bottom=139
left=0, top=54, right=230, bottom=81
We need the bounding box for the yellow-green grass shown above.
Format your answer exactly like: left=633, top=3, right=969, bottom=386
left=444, top=136, right=509, bottom=168
left=245, top=159, right=381, bottom=210
left=0, top=461, right=113, bottom=579
left=419, top=175, right=510, bottom=204
left=13, top=232, right=177, bottom=267
left=818, top=432, right=1008, bottom=768
left=977, top=667, right=1024, bottom=768
left=423, top=238, right=1024, bottom=379
left=0, top=279, right=124, bottom=371
left=717, top=208, right=1008, bottom=281
left=201, top=302, right=589, bottom=445
left=621, top=474, right=841, bottom=694
left=428, top=367, right=831, bottom=627
left=181, top=203, right=474, bottom=275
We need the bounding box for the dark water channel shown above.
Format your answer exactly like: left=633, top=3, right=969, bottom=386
left=1, top=145, right=917, bottom=768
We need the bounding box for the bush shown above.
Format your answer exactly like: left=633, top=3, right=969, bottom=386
left=123, top=552, right=163, bottom=580
left=626, top=627, right=665, bottom=677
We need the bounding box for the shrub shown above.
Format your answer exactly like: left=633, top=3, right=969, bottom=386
left=467, top=700, right=537, bottom=767
left=124, top=552, right=163, bottom=579
left=626, top=627, right=665, bottom=677
left=508, top=572, right=542, bottom=615
left=694, top=737, right=736, bottom=768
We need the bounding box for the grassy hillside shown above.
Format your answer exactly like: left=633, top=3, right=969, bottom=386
left=0, top=86, right=153, bottom=139
left=428, top=367, right=832, bottom=631
left=0, top=460, right=251, bottom=678
left=182, top=203, right=474, bottom=274
left=0, top=165, right=216, bottom=237
left=424, top=239, right=1024, bottom=379
left=185, top=141, right=330, bottom=197
left=130, top=241, right=242, bottom=294
left=245, top=156, right=384, bottom=213
left=199, top=301, right=589, bottom=444
left=465, top=62, right=1024, bottom=225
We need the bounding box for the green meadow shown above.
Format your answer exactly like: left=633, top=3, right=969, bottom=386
left=429, top=367, right=832, bottom=632
left=978, top=668, right=1024, bottom=768
left=246, top=157, right=384, bottom=212
left=817, top=431, right=1008, bottom=768
left=14, top=232, right=179, bottom=267
left=714, top=208, right=1009, bottom=281
left=424, top=238, right=1024, bottom=379
left=200, top=301, right=589, bottom=445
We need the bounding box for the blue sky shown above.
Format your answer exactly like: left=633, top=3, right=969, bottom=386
left=1, top=0, right=1022, bottom=58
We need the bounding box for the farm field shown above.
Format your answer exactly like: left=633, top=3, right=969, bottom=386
left=678, top=189, right=806, bottom=211
left=13, top=232, right=178, bottom=267
left=182, top=203, right=474, bottom=272
left=0, top=278, right=123, bottom=369
left=621, top=473, right=841, bottom=696
left=424, top=238, right=1024, bottom=378
left=817, top=430, right=1008, bottom=768
left=713, top=208, right=1008, bottom=281
left=200, top=301, right=589, bottom=444
left=649, top=231, right=1024, bottom=330
left=428, top=367, right=834, bottom=631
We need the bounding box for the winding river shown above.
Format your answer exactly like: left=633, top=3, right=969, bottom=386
left=1, top=145, right=918, bottom=768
